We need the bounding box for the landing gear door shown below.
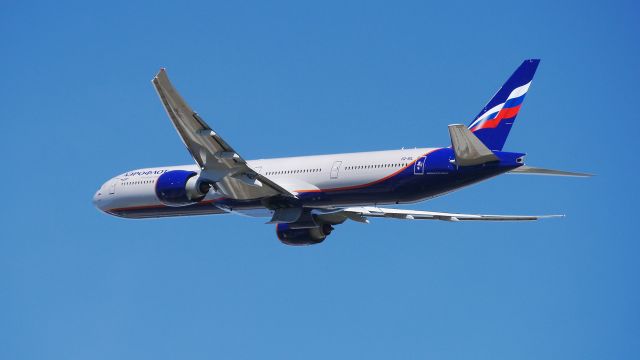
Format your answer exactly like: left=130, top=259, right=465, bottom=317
left=414, top=156, right=426, bottom=175
left=330, top=161, right=342, bottom=179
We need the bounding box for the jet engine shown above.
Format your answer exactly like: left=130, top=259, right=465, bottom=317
left=276, top=222, right=335, bottom=246
left=155, top=170, right=212, bottom=206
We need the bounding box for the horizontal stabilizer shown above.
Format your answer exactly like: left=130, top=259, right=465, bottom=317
left=448, top=124, right=499, bottom=166
left=509, top=166, right=593, bottom=177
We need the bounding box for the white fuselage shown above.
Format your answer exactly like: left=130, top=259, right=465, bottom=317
left=93, top=148, right=439, bottom=218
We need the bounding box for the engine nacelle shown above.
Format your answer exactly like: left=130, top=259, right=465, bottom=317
left=276, top=223, right=334, bottom=246
left=155, top=170, right=211, bottom=206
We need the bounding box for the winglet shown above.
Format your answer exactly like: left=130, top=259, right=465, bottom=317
left=448, top=124, right=499, bottom=166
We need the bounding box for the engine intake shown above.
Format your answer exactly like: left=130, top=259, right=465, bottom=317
left=155, top=170, right=211, bottom=206
left=276, top=222, right=334, bottom=246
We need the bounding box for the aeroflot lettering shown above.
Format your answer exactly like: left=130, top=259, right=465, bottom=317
left=123, top=169, right=169, bottom=177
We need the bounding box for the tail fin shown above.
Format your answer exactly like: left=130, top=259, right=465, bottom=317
left=468, top=59, right=540, bottom=151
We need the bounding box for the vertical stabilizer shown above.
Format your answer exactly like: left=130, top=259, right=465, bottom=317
left=467, top=59, right=540, bottom=150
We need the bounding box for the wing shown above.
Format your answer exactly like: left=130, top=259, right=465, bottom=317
left=315, top=206, right=563, bottom=223
left=152, top=69, right=295, bottom=200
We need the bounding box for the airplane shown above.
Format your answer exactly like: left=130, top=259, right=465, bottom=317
left=93, top=59, right=591, bottom=245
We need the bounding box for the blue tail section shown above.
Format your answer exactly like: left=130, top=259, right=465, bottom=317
left=468, top=59, right=540, bottom=151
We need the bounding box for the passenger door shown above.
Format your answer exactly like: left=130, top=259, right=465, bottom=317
left=109, top=180, right=117, bottom=194
left=330, top=161, right=342, bottom=179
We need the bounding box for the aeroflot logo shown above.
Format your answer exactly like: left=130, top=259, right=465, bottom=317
left=123, top=169, right=169, bottom=177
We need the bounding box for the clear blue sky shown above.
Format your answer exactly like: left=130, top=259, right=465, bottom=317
left=2, top=1, right=638, bottom=359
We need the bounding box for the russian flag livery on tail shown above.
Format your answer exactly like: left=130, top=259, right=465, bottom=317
left=468, top=59, right=539, bottom=151
left=93, top=60, right=591, bottom=246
